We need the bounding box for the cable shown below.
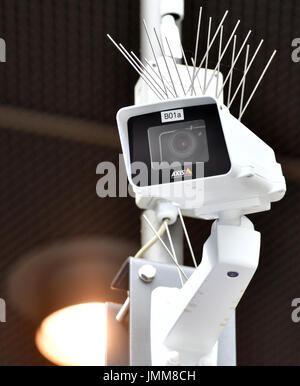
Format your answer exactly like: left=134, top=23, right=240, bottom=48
left=116, top=219, right=169, bottom=322
left=134, top=219, right=169, bottom=259
left=143, top=214, right=188, bottom=280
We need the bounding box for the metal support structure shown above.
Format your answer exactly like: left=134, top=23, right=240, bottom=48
left=106, top=302, right=129, bottom=365
left=150, top=215, right=260, bottom=365
left=111, top=257, right=236, bottom=366
left=140, top=0, right=184, bottom=61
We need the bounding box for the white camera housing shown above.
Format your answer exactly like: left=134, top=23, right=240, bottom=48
left=117, top=96, right=286, bottom=220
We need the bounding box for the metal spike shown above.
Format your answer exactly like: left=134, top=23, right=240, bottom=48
left=180, top=42, right=196, bottom=95
left=191, top=7, right=203, bottom=96
left=107, top=34, right=164, bottom=100
left=227, top=35, right=237, bottom=105
left=204, top=17, right=212, bottom=92
left=153, top=27, right=178, bottom=97
left=191, top=57, right=203, bottom=94
left=239, top=44, right=249, bottom=120
left=165, top=36, right=186, bottom=96
left=143, top=19, right=169, bottom=97
left=216, top=31, right=252, bottom=100
left=228, top=39, right=264, bottom=109
left=239, top=50, right=277, bottom=119
left=119, top=43, right=166, bottom=100
left=144, top=57, right=175, bottom=94
left=186, top=10, right=229, bottom=94
left=216, top=26, right=224, bottom=98
left=205, top=20, right=241, bottom=93
left=131, top=51, right=176, bottom=97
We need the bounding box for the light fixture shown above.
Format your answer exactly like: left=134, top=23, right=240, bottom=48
left=35, top=302, right=107, bottom=366
left=7, top=237, right=134, bottom=365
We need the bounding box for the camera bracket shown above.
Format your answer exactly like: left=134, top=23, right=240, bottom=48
left=151, top=215, right=260, bottom=365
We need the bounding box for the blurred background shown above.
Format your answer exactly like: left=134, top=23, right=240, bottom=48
left=0, top=0, right=299, bottom=365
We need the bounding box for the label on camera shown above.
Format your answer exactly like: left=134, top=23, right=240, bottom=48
left=161, top=109, right=184, bottom=123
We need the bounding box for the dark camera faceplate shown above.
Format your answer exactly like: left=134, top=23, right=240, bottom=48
left=128, top=103, right=231, bottom=187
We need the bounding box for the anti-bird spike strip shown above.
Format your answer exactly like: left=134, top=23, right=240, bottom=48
left=143, top=19, right=169, bottom=97
left=186, top=10, right=229, bottom=94
left=165, top=36, right=186, bottom=96
left=107, top=34, right=165, bottom=100
left=131, top=51, right=176, bottom=97
left=228, top=39, right=264, bottom=108
left=119, top=43, right=166, bottom=100
left=239, top=50, right=277, bottom=119
left=218, top=31, right=252, bottom=100
left=153, top=27, right=178, bottom=97
left=144, top=57, right=176, bottom=97
left=180, top=42, right=197, bottom=95
left=204, top=19, right=240, bottom=93
left=107, top=8, right=276, bottom=121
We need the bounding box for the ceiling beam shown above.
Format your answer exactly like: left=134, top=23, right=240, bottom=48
left=0, top=104, right=120, bottom=149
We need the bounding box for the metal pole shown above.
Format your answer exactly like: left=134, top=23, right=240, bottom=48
left=140, top=0, right=161, bottom=61
left=139, top=0, right=184, bottom=266
left=140, top=0, right=184, bottom=62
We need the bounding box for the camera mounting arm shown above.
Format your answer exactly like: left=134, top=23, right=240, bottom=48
left=151, top=215, right=260, bottom=366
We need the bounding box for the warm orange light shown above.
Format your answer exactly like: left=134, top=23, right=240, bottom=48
left=35, top=302, right=107, bottom=366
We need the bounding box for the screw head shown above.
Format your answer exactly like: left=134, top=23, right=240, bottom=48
left=138, top=264, right=157, bottom=283
left=227, top=271, right=239, bottom=278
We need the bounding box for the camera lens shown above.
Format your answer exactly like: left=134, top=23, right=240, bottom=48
left=168, top=130, right=197, bottom=159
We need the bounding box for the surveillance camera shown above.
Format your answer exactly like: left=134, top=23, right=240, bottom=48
left=116, top=96, right=286, bottom=219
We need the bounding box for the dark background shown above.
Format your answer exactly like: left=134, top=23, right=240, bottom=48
left=0, top=0, right=299, bottom=365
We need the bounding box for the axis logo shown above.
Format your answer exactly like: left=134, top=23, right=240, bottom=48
left=171, top=168, right=193, bottom=179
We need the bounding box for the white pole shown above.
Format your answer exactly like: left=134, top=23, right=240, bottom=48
left=139, top=0, right=185, bottom=265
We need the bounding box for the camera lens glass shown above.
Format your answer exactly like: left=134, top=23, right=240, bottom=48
left=148, top=119, right=209, bottom=169
left=168, top=130, right=197, bottom=159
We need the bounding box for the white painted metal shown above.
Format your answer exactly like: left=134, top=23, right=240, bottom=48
left=151, top=216, right=260, bottom=365
left=160, top=0, right=184, bottom=21
left=117, top=95, right=286, bottom=220
left=140, top=0, right=184, bottom=61
left=161, top=15, right=183, bottom=60
left=138, top=3, right=185, bottom=271
left=134, top=59, right=222, bottom=103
